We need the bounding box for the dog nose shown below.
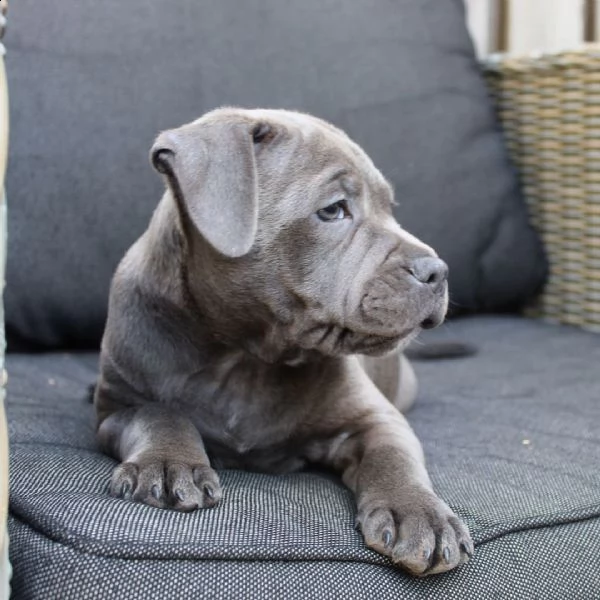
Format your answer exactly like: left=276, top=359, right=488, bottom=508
left=408, top=256, right=448, bottom=293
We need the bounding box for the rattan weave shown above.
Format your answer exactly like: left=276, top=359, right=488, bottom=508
left=484, top=46, right=600, bottom=332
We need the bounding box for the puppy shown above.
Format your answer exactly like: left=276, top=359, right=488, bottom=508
left=95, top=108, right=473, bottom=576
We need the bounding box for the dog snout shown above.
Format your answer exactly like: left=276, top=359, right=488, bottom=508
left=408, top=256, right=448, bottom=295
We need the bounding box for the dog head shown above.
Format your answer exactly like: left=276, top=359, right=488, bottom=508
left=151, top=108, right=448, bottom=362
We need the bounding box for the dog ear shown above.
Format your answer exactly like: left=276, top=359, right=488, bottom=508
left=150, top=119, right=259, bottom=258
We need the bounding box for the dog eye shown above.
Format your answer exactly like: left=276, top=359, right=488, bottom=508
left=317, top=200, right=350, bottom=222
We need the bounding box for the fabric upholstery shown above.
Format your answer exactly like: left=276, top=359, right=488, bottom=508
left=8, top=516, right=600, bottom=600
left=7, top=317, right=600, bottom=598
left=6, top=0, right=546, bottom=349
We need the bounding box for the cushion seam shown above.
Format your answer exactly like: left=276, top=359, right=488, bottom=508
left=9, top=510, right=600, bottom=565
left=8, top=500, right=600, bottom=563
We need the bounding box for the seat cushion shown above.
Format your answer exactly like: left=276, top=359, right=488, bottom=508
left=6, top=0, right=546, bottom=349
left=7, top=317, right=600, bottom=598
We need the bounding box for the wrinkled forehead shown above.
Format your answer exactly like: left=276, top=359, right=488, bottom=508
left=250, top=109, right=392, bottom=197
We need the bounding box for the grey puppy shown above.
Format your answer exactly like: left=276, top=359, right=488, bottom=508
left=95, top=108, right=473, bottom=576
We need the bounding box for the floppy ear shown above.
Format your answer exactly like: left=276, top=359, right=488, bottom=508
left=150, top=119, right=259, bottom=258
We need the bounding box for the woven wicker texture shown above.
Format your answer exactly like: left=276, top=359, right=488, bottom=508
left=484, top=46, right=600, bottom=332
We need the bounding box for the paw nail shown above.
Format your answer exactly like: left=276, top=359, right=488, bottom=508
left=443, top=547, right=450, bottom=563
left=151, top=485, right=161, bottom=500
left=120, top=482, right=131, bottom=497
left=204, top=484, right=214, bottom=500
left=382, top=530, right=392, bottom=547
left=461, top=542, right=473, bottom=558
left=175, top=489, right=185, bottom=503
left=423, top=548, right=432, bottom=561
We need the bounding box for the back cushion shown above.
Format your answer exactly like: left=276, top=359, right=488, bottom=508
left=6, top=0, right=546, bottom=349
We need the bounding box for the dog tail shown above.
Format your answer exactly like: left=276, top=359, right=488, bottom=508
left=405, top=341, right=477, bottom=361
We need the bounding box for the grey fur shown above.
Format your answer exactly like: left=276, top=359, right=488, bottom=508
left=94, top=108, right=472, bottom=576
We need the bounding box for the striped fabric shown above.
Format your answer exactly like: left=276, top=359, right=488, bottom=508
left=7, top=317, right=600, bottom=599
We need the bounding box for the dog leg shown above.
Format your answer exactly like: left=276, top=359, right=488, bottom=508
left=97, top=405, right=221, bottom=511
left=360, top=353, right=418, bottom=413
left=316, top=369, right=472, bottom=576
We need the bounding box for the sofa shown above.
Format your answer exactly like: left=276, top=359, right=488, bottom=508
left=3, top=1, right=600, bottom=599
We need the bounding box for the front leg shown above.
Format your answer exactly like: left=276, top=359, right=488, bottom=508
left=318, top=366, right=473, bottom=576
left=97, top=404, right=222, bottom=512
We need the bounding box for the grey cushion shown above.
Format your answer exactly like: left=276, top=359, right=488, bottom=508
left=7, top=317, right=600, bottom=598
left=6, top=0, right=546, bottom=349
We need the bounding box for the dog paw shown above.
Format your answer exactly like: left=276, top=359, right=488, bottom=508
left=109, top=460, right=222, bottom=511
left=357, top=487, right=473, bottom=576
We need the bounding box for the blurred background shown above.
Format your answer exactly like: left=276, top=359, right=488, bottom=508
left=465, top=0, right=598, bottom=57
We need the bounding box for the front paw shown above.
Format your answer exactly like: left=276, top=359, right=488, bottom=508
left=357, top=488, right=473, bottom=576
left=109, top=460, right=222, bottom=511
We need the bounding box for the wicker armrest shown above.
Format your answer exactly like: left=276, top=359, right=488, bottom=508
left=483, top=47, right=600, bottom=333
